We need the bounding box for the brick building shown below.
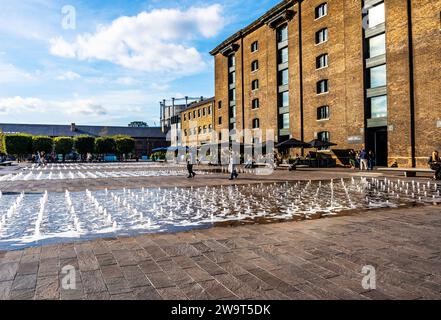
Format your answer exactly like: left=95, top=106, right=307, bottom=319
left=181, top=97, right=215, bottom=147
left=210, top=0, right=441, bottom=167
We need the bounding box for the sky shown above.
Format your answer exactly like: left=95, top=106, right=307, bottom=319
left=0, top=0, right=280, bottom=127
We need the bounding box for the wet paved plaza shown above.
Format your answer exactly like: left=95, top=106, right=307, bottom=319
left=0, top=163, right=440, bottom=300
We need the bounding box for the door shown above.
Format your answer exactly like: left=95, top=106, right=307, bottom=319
left=374, top=129, right=388, bottom=166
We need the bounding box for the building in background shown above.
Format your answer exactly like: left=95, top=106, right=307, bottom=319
left=210, top=0, right=441, bottom=167
left=159, top=97, right=206, bottom=147
left=181, top=97, right=215, bottom=147
left=128, top=121, right=149, bottom=128
left=0, top=123, right=166, bottom=157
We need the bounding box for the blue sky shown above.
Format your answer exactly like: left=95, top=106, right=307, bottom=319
left=0, top=0, right=280, bottom=126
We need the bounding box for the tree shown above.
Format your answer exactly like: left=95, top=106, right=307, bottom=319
left=54, top=137, right=74, bottom=162
left=32, top=136, right=54, bottom=154
left=114, top=135, right=136, bottom=160
left=2, top=134, right=33, bottom=161
left=74, top=135, right=95, bottom=160
left=95, top=137, right=116, bottom=155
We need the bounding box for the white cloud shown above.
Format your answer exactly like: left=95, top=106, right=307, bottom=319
left=56, top=71, right=81, bottom=81
left=0, top=96, right=107, bottom=116
left=49, top=4, right=225, bottom=74
left=0, top=63, right=35, bottom=83
left=115, top=77, right=138, bottom=85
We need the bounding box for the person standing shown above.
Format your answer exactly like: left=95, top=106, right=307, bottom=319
left=368, top=150, right=375, bottom=170
left=360, top=149, right=368, bottom=171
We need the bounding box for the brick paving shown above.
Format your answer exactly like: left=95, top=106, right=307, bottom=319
left=0, top=205, right=440, bottom=300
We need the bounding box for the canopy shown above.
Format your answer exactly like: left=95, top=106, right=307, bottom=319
left=307, top=139, right=337, bottom=148
left=275, top=138, right=310, bottom=149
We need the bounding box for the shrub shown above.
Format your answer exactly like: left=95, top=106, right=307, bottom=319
left=95, top=137, right=116, bottom=155
left=32, top=136, right=53, bottom=154
left=74, top=135, right=96, bottom=160
left=54, top=137, right=74, bottom=161
left=2, top=134, right=33, bottom=160
left=114, top=135, right=136, bottom=159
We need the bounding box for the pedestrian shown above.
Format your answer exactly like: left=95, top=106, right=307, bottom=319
left=359, top=149, right=368, bottom=170
left=368, top=150, right=375, bottom=170
left=228, top=152, right=238, bottom=180
left=428, top=150, right=440, bottom=164
left=348, top=150, right=356, bottom=169
left=186, top=153, right=196, bottom=178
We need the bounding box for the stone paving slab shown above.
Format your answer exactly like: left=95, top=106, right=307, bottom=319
left=0, top=205, right=440, bottom=300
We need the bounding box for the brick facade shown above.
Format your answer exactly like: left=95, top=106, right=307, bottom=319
left=181, top=98, right=215, bottom=147
left=210, top=0, right=441, bottom=167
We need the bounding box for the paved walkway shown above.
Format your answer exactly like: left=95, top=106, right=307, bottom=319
left=1, top=205, right=440, bottom=300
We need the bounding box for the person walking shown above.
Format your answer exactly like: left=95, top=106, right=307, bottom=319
left=186, top=153, right=196, bottom=178
left=360, top=149, right=368, bottom=171
left=228, top=152, right=238, bottom=180
left=348, top=150, right=356, bottom=169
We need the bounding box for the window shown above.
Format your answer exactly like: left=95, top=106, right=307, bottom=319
left=369, top=64, right=387, bottom=88
left=218, top=132, right=222, bottom=141
left=252, top=118, right=260, bottom=129
left=315, top=3, right=328, bottom=19
left=203, top=125, right=207, bottom=133
left=208, top=106, right=212, bottom=115
left=368, top=33, right=386, bottom=58
left=229, top=88, right=236, bottom=102
left=281, top=113, right=290, bottom=129
left=218, top=117, right=222, bottom=125
left=278, top=47, right=289, bottom=64
left=198, top=109, right=201, bottom=117
left=208, top=124, right=212, bottom=131
left=230, top=105, right=236, bottom=118
left=203, top=108, right=207, bottom=116
left=369, top=95, right=387, bottom=118
left=315, top=28, right=328, bottom=44
left=183, top=113, right=186, bottom=121
left=279, top=69, right=289, bottom=86
left=316, top=53, right=328, bottom=69
left=193, top=111, right=196, bottom=118
left=252, top=98, right=259, bottom=109
left=318, top=131, right=330, bottom=149
left=280, top=91, right=289, bottom=108
left=252, top=79, right=259, bottom=90
left=277, top=25, right=288, bottom=43
left=229, top=71, right=236, bottom=84
left=184, top=129, right=187, bottom=136
left=317, top=79, right=329, bottom=94
left=251, top=41, right=258, bottom=52
left=317, top=105, right=330, bottom=120
left=228, top=54, right=236, bottom=68
left=198, top=126, right=202, bottom=134
left=188, top=112, right=191, bottom=120
left=251, top=60, right=259, bottom=72
left=367, top=2, right=385, bottom=29
left=218, top=101, right=222, bottom=109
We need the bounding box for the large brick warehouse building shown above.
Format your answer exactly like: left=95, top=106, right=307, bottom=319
left=210, top=0, right=441, bottom=167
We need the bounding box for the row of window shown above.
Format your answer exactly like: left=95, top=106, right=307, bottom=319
left=183, top=106, right=212, bottom=121
left=184, top=124, right=213, bottom=136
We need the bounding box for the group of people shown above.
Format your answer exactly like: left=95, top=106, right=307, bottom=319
left=186, top=151, right=240, bottom=180
left=33, top=151, right=48, bottom=167
left=349, top=149, right=375, bottom=170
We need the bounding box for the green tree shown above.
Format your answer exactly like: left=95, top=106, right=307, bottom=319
left=95, top=137, right=116, bottom=155
left=54, top=137, right=74, bottom=162
left=114, top=135, right=136, bottom=160
left=32, top=136, right=54, bottom=154
left=2, top=134, right=33, bottom=161
left=74, top=135, right=95, bottom=160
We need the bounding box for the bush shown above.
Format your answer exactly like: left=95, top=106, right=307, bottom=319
left=54, top=137, right=74, bottom=161
left=2, top=134, right=33, bottom=161
left=114, top=135, right=136, bottom=158
left=32, top=136, right=53, bottom=154
left=95, top=137, right=116, bottom=155
left=151, top=151, right=166, bottom=161
left=74, top=136, right=95, bottom=159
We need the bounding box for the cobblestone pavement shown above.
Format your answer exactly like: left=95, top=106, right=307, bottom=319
left=0, top=205, right=440, bottom=300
